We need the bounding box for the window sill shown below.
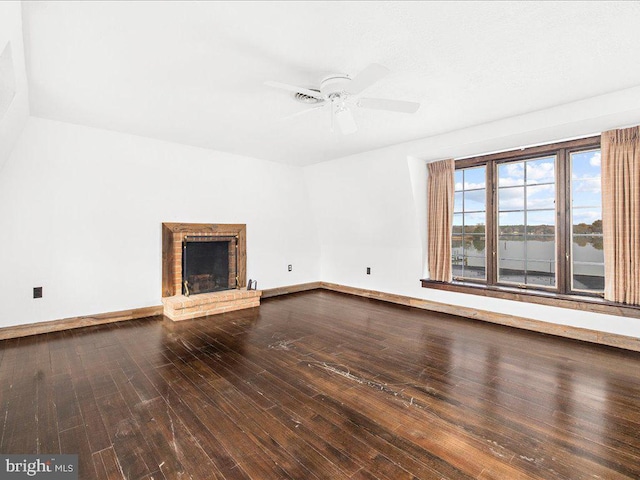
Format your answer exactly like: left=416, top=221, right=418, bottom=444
left=420, top=279, right=640, bottom=320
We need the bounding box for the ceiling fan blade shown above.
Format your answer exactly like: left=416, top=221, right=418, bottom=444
left=345, top=63, right=390, bottom=95
left=357, top=97, right=420, bottom=113
left=335, top=107, right=358, bottom=135
left=264, top=81, right=323, bottom=100
left=282, top=105, right=325, bottom=120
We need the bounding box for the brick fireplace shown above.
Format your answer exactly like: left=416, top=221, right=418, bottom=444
left=161, top=223, right=261, bottom=321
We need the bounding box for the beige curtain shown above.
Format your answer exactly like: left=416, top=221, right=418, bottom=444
left=427, top=158, right=455, bottom=282
left=601, top=126, right=640, bottom=305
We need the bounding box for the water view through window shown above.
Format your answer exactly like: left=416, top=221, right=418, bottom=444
left=453, top=166, right=486, bottom=280
left=447, top=138, right=603, bottom=298
left=496, top=156, right=557, bottom=287
left=571, top=149, right=604, bottom=292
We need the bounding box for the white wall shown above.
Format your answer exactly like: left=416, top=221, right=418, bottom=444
left=0, top=117, right=320, bottom=328
left=0, top=1, right=29, bottom=171
left=306, top=85, right=640, bottom=339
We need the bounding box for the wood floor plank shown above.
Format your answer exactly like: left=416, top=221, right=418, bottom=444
left=59, top=425, right=97, bottom=479
left=53, top=372, right=83, bottom=432
left=71, top=375, right=111, bottom=454
left=36, top=369, right=61, bottom=455
left=99, top=447, right=126, bottom=480
left=95, top=391, right=155, bottom=480
left=92, top=451, right=110, bottom=480
left=2, top=338, right=40, bottom=454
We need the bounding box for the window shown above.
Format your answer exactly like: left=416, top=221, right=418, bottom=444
left=570, top=149, right=604, bottom=293
left=453, top=166, right=486, bottom=280
left=450, top=137, right=602, bottom=297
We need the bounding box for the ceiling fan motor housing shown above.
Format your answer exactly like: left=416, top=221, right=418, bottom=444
left=320, top=75, right=351, bottom=97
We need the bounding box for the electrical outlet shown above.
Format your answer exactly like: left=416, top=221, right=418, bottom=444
left=366, top=267, right=371, bottom=275
left=33, top=287, right=43, bottom=298
left=288, top=264, right=292, bottom=272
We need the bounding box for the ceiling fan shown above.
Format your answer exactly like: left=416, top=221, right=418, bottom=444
left=265, top=64, right=420, bottom=135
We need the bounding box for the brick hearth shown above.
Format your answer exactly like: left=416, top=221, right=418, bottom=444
left=162, top=288, right=261, bottom=321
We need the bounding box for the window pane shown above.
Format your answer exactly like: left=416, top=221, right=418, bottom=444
left=526, top=157, right=555, bottom=184
left=526, top=235, right=555, bottom=261
left=498, top=235, right=525, bottom=263
left=573, top=209, right=602, bottom=233
left=571, top=149, right=603, bottom=294
left=464, top=167, right=486, bottom=189
left=499, top=241, right=556, bottom=287
left=454, top=192, right=463, bottom=213
left=527, top=260, right=555, bottom=287
left=499, top=260, right=525, bottom=285
left=463, top=261, right=486, bottom=280
left=498, top=211, right=524, bottom=235
left=527, top=185, right=555, bottom=210
left=498, top=250, right=524, bottom=283
left=572, top=235, right=604, bottom=261
left=452, top=236, right=465, bottom=278
left=464, top=236, right=486, bottom=259
left=498, top=162, right=524, bottom=186
left=452, top=264, right=464, bottom=278
left=573, top=262, right=605, bottom=292
left=527, top=209, right=555, bottom=226
left=464, top=212, right=485, bottom=229
left=464, top=189, right=485, bottom=212
left=571, top=150, right=601, bottom=178
left=572, top=181, right=601, bottom=208
left=499, top=186, right=525, bottom=211
left=454, top=170, right=464, bottom=191
left=527, top=210, right=555, bottom=239
left=571, top=150, right=601, bottom=208
left=453, top=213, right=463, bottom=229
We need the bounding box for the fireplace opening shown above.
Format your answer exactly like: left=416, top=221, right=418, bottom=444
left=182, top=236, right=237, bottom=295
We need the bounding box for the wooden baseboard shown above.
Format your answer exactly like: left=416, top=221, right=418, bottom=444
left=3, top=281, right=639, bottom=352
left=0, top=305, right=163, bottom=341
left=319, top=282, right=640, bottom=353
left=0, top=282, right=319, bottom=340
left=261, top=282, right=323, bottom=298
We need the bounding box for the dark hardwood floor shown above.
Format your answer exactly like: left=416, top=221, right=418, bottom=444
left=2, top=290, right=640, bottom=479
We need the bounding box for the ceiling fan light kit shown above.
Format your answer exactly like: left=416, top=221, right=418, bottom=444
left=266, top=63, right=421, bottom=135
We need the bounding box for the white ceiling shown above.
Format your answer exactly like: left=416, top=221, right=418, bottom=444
left=21, top=1, right=640, bottom=166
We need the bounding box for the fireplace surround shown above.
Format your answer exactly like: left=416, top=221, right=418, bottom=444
left=161, top=223, right=261, bottom=321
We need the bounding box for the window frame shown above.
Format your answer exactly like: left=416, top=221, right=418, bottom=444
left=425, top=136, right=605, bottom=300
